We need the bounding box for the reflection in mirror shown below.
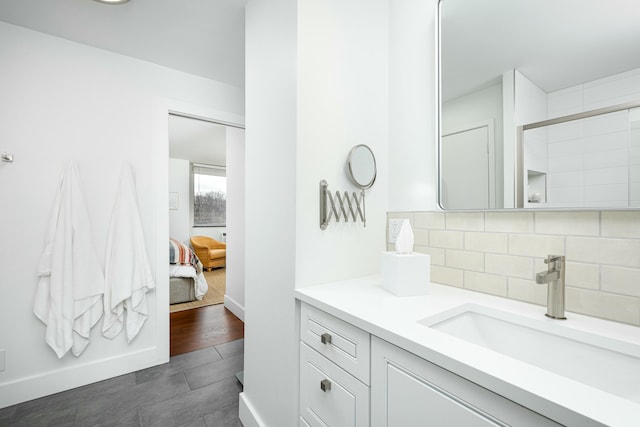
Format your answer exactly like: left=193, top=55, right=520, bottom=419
left=347, top=144, right=377, bottom=190
left=521, top=105, right=640, bottom=208
left=439, top=0, right=640, bottom=209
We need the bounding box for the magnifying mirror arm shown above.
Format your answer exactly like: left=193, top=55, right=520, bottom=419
left=319, top=180, right=367, bottom=230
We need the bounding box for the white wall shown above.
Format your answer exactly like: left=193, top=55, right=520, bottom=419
left=0, top=21, right=243, bottom=408
left=295, top=0, right=389, bottom=287
left=388, top=0, right=437, bottom=212
left=169, top=158, right=191, bottom=244
left=224, top=127, right=245, bottom=320
left=241, top=0, right=394, bottom=426
left=241, top=0, right=297, bottom=426
left=442, top=81, right=504, bottom=207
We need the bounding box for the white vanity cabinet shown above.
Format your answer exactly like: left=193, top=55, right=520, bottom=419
left=298, top=302, right=564, bottom=427
left=370, top=336, right=562, bottom=427
left=299, top=303, right=370, bottom=427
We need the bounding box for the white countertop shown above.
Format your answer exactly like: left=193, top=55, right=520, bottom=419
left=294, top=276, right=640, bottom=427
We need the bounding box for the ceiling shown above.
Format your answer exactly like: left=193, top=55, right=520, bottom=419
left=0, top=0, right=246, bottom=88
left=169, top=115, right=227, bottom=166
left=441, top=0, right=640, bottom=102
left=0, top=0, right=245, bottom=163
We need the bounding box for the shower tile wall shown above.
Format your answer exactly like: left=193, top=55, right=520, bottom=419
left=387, top=211, right=640, bottom=326
left=541, top=67, right=640, bottom=207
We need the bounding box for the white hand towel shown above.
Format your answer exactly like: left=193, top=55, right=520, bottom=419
left=34, top=161, right=104, bottom=358
left=102, top=164, right=155, bottom=343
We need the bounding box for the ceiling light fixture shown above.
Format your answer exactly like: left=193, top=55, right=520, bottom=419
left=93, top=0, right=130, bottom=4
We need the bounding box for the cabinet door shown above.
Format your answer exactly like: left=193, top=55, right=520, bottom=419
left=300, top=343, right=369, bottom=427
left=371, top=337, right=561, bottom=427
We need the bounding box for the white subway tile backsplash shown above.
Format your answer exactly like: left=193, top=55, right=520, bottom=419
left=465, top=232, right=508, bottom=253
left=431, top=265, right=463, bottom=288
left=547, top=120, right=582, bottom=142
left=445, top=212, right=484, bottom=231
left=567, top=237, right=640, bottom=268
left=387, top=212, right=414, bottom=222
left=508, top=277, right=547, bottom=306
left=413, top=228, right=428, bottom=246
left=414, top=212, right=444, bottom=230
left=601, top=266, right=640, bottom=297
left=388, top=209, right=640, bottom=326
left=485, top=253, right=533, bottom=279
left=414, top=246, right=445, bottom=266
left=566, top=287, right=640, bottom=325
left=601, top=211, right=640, bottom=238
left=485, top=211, right=534, bottom=233
left=446, top=249, right=484, bottom=272
left=535, top=211, right=599, bottom=236
left=508, top=234, right=564, bottom=258
left=464, top=271, right=507, bottom=297
left=565, top=262, right=600, bottom=290
left=429, top=230, right=464, bottom=249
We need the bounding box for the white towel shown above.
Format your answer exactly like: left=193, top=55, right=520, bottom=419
left=34, top=162, right=104, bottom=358
left=102, top=164, right=155, bottom=342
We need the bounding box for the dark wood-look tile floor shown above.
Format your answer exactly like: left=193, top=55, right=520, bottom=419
left=0, top=304, right=245, bottom=427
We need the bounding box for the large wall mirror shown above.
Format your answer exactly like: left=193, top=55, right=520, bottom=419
left=439, top=0, right=640, bottom=210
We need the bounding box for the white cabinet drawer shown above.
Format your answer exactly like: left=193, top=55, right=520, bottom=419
left=300, top=303, right=370, bottom=384
left=300, top=343, right=369, bottom=427
left=371, top=337, right=562, bottom=427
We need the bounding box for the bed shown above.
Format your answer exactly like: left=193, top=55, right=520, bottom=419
left=169, top=238, right=208, bottom=304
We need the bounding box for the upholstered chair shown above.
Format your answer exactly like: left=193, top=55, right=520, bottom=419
left=190, top=236, right=226, bottom=270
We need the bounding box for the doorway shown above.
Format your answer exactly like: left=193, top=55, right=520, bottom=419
left=167, top=112, right=245, bottom=356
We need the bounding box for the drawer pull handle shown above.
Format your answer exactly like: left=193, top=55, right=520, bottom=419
left=320, top=333, right=332, bottom=344
left=320, top=379, right=332, bottom=392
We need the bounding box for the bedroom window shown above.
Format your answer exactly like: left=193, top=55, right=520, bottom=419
left=193, top=164, right=226, bottom=227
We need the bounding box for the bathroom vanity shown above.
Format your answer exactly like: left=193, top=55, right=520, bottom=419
left=295, top=277, right=640, bottom=426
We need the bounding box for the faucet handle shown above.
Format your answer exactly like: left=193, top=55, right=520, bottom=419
left=544, top=255, right=565, bottom=264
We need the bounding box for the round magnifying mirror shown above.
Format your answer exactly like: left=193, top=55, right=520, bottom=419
left=346, top=144, right=377, bottom=189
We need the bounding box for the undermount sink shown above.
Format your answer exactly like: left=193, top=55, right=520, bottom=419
left=419, top=304, right=640, bottom=404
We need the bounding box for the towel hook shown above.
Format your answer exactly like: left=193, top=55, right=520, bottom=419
left=1, top=152, right=14, bottom=162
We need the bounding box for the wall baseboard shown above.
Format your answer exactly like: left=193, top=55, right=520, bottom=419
left=224, top=294, right=245, bottom=322
left=239, top=392, right=266, bottom=427
left=0, top=346, right=164, bottom=409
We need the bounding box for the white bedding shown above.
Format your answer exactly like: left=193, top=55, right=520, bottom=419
left=169, top=264, right=208, bottom=300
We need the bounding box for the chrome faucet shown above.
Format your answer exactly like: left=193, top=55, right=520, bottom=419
left=536, top=255, right=566, bottom=319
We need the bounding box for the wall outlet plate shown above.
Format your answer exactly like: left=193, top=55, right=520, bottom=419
left=388, top=219, right=406, bottom=244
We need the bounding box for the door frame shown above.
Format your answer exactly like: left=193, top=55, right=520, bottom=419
left=152, top=98, right=244, bottom=360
